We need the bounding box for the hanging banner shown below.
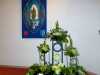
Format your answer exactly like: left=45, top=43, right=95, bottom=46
left=22, top=0, right=47, bottom=38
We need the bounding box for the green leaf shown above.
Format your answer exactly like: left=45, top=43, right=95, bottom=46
left=64, top=47, right=79, bottom=57
left=37, top=40, right=50, bottom=54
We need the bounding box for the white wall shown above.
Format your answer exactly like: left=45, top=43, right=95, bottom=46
left=0, top=0, right=100, bottom=74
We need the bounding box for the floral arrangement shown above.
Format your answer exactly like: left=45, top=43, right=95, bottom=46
left=26, top=21, right=86, bottom=75
left=48, top=21, right=68, bottom=42
left=26, top=64, right=86, bottom=75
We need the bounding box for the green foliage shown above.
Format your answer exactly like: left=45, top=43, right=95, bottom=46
left=26, top=64, right=39, bottom=75
left=61, top=65, right=86, bottom=75
left=37, top=40, right=50, bottom=54
left=26, top=64, right=86, bottom=75
left=52, top=63, right=64, bottom=74
left=77, top=65, right=87, bottom=75
left=26, top=21, right=86, bottom=75
left=39, top=64, right=48, bottom=73
left=48, top=21, right=68, bottom=42
left=64, top=47, right=79, bottom=57
left=64, top=34, right=79, bottom=57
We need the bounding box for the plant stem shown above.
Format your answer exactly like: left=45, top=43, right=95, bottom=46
left=44, top=53, right=45, bottom=65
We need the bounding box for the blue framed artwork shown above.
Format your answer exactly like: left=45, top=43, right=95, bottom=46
left=22, top=0, right=47, bottom=38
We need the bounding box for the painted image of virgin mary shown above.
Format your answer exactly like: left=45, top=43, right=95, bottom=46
left=30, top=4, right=39, bottom=30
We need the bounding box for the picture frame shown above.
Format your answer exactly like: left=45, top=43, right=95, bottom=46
left=22, top=0, right=47, bottom=38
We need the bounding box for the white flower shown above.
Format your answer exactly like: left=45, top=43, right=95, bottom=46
left=58, top=63, right=64, bottom=67
left=38, top=73, right=44, bottom=75
left=52, top=64, right=61, bottom=74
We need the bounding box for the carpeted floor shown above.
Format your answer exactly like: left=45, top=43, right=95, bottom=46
left=0, top=66, right=28, bottom=75
left=0, top=65, right=97, bottom=75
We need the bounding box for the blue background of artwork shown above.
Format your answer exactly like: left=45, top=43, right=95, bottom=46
left=22, top=0, right=47, bottom=38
